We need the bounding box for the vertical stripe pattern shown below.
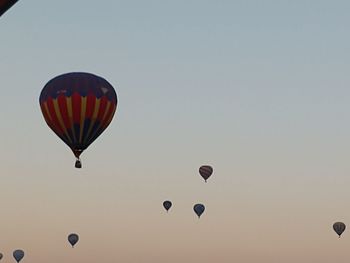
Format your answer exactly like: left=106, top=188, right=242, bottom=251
left=39, top=72, right=118, bottom=157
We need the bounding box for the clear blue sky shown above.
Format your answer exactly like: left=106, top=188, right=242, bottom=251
left=1, top=1, right=350, bottom=262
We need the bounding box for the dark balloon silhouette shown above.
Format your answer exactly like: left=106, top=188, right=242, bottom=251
left=68, top=233, right=79, bottom=247
left=333, top=222, right=346, bottom=237
left=199, top=165, right=213, bottom=182
left=13, top=249, right=24, bottom=263
left=0, top=0, right=18, bottom=17
left=39, top=72, right=118, bottom=168
left=0, top=252, right=3, bottom=260
left=193, top=204, right=205, bottom=218
left=163, top=200, right=172, bottom=212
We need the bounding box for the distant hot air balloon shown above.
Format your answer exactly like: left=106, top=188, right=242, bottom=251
left=0, top=0, right=18, bottom=17
left=0, top=252, right=3, bottom=260
left=199, top=165, right=213, bottom=182
left=68, top=233, right=79, bottom=247
left=193, top=204, right=205, bottom=218
left=163, top=200, right=172, bottom=212
left=13, top=249, right=24, bottom=263
left=333, top=222, right=346, bottom=237
left=39, top=72, right=118, bottom=168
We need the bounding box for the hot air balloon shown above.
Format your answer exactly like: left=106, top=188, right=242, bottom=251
left=13, top=250, right=24, bottom=263
left=199, top=165, right=213, bottom=182
left=68, top=233, right=79, bottom=247
left=0, top=0, right=18, bottom=17
left=333, top=222, right=346, bottom=237
left=39, top=72, right=118, bottom=168
left=0, top=253, right=3, bottom=260
left=163, top=200, right=172, bottom=212
left=193, top=204, right=205, bottom=218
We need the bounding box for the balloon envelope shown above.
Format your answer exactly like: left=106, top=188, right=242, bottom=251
left=39, top=72, right=118, bottom=167
left=163, top=200, right=172, bottom=212
left=13, top=249, right=24, bottom=263
left=0, top=252, right=3, bottom=260
left=193, top=204, right=205, bottom=218
left=68, top=233, right=79, bottom=247
left=333, top=222, right=346, bottom=237
left=0, top=0, right=18, bottom=17
left=199, top=165, right=213, bottom=182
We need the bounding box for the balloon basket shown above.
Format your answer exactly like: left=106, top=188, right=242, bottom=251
left=75, top=159, right=82, bottom=168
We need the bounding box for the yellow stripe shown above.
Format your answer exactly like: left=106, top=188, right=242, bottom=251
left=86, top=100, right=111, bottom=144
left=43, top=102, right=53, bottom=121
left=53, top=99, right=72, bottom=143
left=66, top=97, right=77, bottom=142
left=79, top=97, right=87, bottom=143
left=85, top=98, right=101, bottom=139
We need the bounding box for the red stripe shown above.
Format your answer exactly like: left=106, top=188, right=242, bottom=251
left=57, top=94, right=72, bottom=130
left=40, top=103, right=53, bottom=127
left=102, top=102, right=116, bottom=128
left=72, top=92, right=81, bottom=124
left=84, top=96, right=109, bottom=145
left=85, top=93, right=96, bottom=119
left=46, top=97, right=64, bottom=136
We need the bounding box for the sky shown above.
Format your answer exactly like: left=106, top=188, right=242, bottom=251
left=1, top=0, right=350, bottom=262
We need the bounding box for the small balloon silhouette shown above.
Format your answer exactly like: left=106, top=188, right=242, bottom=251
left=163, top=200, right=172, bottom=212
left=13, top=249, right=24, bottom=263
left=68, top=233, right=79, bottom=247
left=333, top=222, right=346, bottom=237
left=193, top=204, right=205, bottom=218
left=199, top=165, right=213, bottom=182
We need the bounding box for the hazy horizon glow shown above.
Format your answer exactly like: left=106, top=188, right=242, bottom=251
left=1, top=1, right=350, bottom=262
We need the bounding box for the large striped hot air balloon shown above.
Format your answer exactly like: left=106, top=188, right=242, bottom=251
left=39, top=72, right=118, bottom=168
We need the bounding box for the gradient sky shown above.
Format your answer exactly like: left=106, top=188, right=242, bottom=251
left=1, top=0, right=350, bottom=262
